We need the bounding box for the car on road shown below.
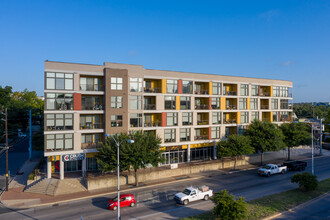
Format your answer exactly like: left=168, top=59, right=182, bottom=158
left=283, top=161, right=307, bottom=171
left=174, top=186, right=213, bottom=205
left=258, top=164, right=287, bottom=177
left=107, top=194, right=136, bottom=210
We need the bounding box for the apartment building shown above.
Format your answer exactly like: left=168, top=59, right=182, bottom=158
left=44, top=61, right=293, bottom=179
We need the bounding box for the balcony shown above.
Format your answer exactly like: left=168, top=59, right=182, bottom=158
left=144, top=96, right=156, bottom=110
left=80, top=77, right=103, bottom=91
left=280, top=112, right=293, bottom=122
left=224, top=112, right=237, bottom=124
left=81, top=143, right=101, bottom=149
left=144, top=113, right=162, bottom=127
left=226, top=98, right=237, bottom=110
left=195, top=97, right=209, bottom=110
left=195, top=128, right=209, bottom=140
left=46, top=125, right=73, bottom=131
left=197, top=113, right=209, bottom=125
left=260, top=86, right=271, bottom=97
left=194, top=82, right=209, bottom=95
left=80, top=84, right=103, bottom=92
left=144, top=79, right=162, bottom=93
left=262, top=112, right=271, bottom=122
left=80, top=122, right=103, bottom=130
left=81, top=96, right=103, bottom=110
left=225, top=126, right=237, bottom=137
left=223, top=83, right=237, bottom=96
left=260, top=99, right=270, bottom=110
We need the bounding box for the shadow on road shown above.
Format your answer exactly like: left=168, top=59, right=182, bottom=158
left=91, top=196, right=111, bottom=210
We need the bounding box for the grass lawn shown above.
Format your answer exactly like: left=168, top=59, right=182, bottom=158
left=182, top=178, right=330, bottom=220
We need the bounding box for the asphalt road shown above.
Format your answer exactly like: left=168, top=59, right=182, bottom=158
left=1, top=156, right=330, bottom=220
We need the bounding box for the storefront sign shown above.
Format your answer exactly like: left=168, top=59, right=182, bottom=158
left=62, top=153, right=85, bottom=162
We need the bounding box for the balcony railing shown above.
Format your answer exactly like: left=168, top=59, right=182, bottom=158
left=144, top=121, right=162, bottom=127
left=261, top=105, right=269, bottom=109
left=82, top=104, right=103, bottom=110
left=226, top=105, right=237, bottom=110
left=194, top=135, right=209, bottom=140
left=262, top=118, right=271, bottom=122
left=197, top=120, right=209, bottom=125
left=164, top=138, right=176, bottom=143
left=224, top=119, right=237, bottom=124
left=144, top=87, right=161, bottom=93
left=80, top=84, right=103, bottom=91
left=144, top=104, right=156, bottom=110
left=194, top=90, right=209, bottom=95
left=195, top=104, right=209, bottom=110
left=260, top=92, right=270, bottom=97
left=80, top=123, right=103, bottom=130
left=56, top=103, right=73, bottom=111
left=211, top=105, right=220, bottom=109
left=46, top=125, right=73, bottom=131
left=81, top=143, right=101, bottom=149
left=224, top=91, right=237, bottom=96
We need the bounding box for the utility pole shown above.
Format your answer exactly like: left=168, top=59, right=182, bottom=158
left=29, top=109, right=32, bottom=160
left=311, top=125, right=314, bottom=175
left=5, top=108, right=8, bottom=191
left=320, top=118, right=323, bottom=155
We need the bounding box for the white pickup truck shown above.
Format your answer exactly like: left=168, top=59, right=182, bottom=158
left=258, top=164, right=287, bottom=177
left=174, top=186, right=213, bottom=205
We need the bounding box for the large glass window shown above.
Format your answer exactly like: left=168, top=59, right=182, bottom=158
left=251, top=112, right=259, bottom=121
left=280, top=99, right=289, bottom=109
left=238, top=125, right=248, bottom=135
left=46, top=134, right=73, bottom=151
left=111, top=96, right=122, bottom=108
left=280, top=111, right=290, bottom=121
left=111, top=77, right=123, bottom=90
left=239, top=98, right=247, bottom=110
left=167, top=79, right=178, bottom=93
left=182, top=81, right=193, bottom=94
left=80, top=77, right=102, bottom=91
left=130, top=113, right=142, bottom=127
left=240, top=112, right=249, bottom=124
left=82, top=96, right=103, bottom=110
left=250, top=98, right=258, bottom=110
left=212, top=112, right=221, bottom=124
left=273, top=111, right=279, bottom=122
left=46, top=114, right=73, bottom=131
left=81, top=133, right=101, bottom=148
left=87, top=158, right=98, bottom=171
left=271, top=99, right=278, bottom=110
left=280, top=87, right=288, bottom=97
left=46, top=72, right=73, bottom=90
left=130, top=78, right=143, bottom=92
left=130, top=96, right=142, bottom=110
left=288, top=88, right=292, bottom=97
left=240, top=84, right=249, bottom=96
left=211, top=97, right=220, bottom=109
left=165, top=96, right=176, bottom=110
left=273, top=86, right=280, bottom=97
left=164, top=129, right=176, bottom=143
left=180, top=97, right=191, bottom=110
left=182, top=112, right=193, bottom=125
left=111, top=115, right=123, bottom=127
left=180, top=128, right=190, bottom=142
left=211, top=127, right=220, bottom=139
left=252, top=85, right=259, bottom=96
left=80, top=115, right=102, bottom=129
left=167, top=112, right=178, bottom=126
left=212, top=82, right=222, bottom=95
left=46, top=93, right=73, bottom=110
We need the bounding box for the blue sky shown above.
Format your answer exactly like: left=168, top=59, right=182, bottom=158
left=0, top=0, right=329, bottom=102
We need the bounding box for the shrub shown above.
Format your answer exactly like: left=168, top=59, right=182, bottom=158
left=291, top=172, right=318, bottom=191
left=211, top=190, right=247, bottom=220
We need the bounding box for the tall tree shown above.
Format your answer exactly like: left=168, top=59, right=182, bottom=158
left=280, top=123, right=311, bottom=160
left=245, top=120, right=285, bottom=165
left=217, top=134, right=254, bottom=169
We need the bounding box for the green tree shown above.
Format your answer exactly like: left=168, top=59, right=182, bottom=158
left=291, top=172, right=318, bottom=191
left=280, top=123, right=311, bottom=160
left=325, top=110, right=330, bottom=133
left=217, top=134, right=254, bottom=170
left=211, top=190, right=247, bottom=220
left=245, top=120, right=285, bottom=165
left=96, top=131, right=164, bottom=186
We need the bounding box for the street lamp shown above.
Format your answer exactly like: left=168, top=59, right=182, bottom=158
left=105, top=134, right=134, bottom=220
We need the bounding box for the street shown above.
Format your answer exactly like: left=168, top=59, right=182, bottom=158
left=0, top=156, right=330, bottom=220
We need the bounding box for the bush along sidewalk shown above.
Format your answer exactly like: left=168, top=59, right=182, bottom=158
left=182, top=177, right=330, bottom=220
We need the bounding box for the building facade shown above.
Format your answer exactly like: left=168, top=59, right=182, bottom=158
left=44, top=61, right=293, bottom=179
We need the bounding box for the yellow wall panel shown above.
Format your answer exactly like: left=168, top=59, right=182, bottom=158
left=270, top=86, right=273, bottom=97
left=270, top=111, right=273, bottom=122
left=176, top=96, right=180, bottom=110
left=87, top=152, right=98, bottom=158
left=208, top=82, right=212, bottom=95
left=247, top=98, right=250, bottom=110
left=161, top=79, right=167, bottom=93
left=237, top=112, right=241, bottom=124
left=221, top=97, right=226, bottom=110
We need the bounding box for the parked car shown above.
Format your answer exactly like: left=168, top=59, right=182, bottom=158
left=107, top=194, right=136, bottom=210
left=258, top=164, right=287, bottom=177
left=174, top=186, right=213, bottom=205
left=283, top=161, right=307, bottom=171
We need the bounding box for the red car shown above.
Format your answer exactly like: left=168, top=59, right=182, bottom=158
left=107, top=194, right=136, bottom=210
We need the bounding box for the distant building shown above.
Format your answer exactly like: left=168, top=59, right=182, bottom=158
left=314, top=102, right=330, bottom=107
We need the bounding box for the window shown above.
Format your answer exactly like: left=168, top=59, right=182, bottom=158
left=241, top=112, right=249, bottom=124
left=164, top=129, right=176, bottom=143
left=111, top=77, right=123, bottom=90
left=211, top=127, right=220, bottom=139
left=288, top=88, right=292, bottom=98
left=273, top=86, right=280, bottom=97
left=211, top=97, right=220, bottom=109
left=280, top=99, right=289, bottom=109
left=165, top=96, right=176, bottom=110
left=130, top=78, right=143, bottom=92
left=212, top=82, right=222, bottom=95
left=239, top=98, right=247, bottom=110
left=167, top=79, right=178, bottom=93
left=46, top=134, right=73, bottom=151
left=273, top=112, right=279, bottom=122
left=81, top=133, right=101, bottom=148
left=80, top=115, right=102, bottom=129
left=180, top=128, right=190, bottom=142
left=271, top=99, right=278, bottom=110
left=111, top=115, right=123, bottom=127
left=252, top=85, right=259, bottom=96
left=130, top=96, right=142, bottom=110
left=46, top=72, right=73, bottom=90
left=182, top=81, right=193, bottom=94
left=82, top=96, right=103, bottom=110
left=251, top=112, right=259, bottom=121
left=46, top=114, right=73, bottom=131
left=280, top=87, right=288, bottom=97
left=240, top=84, right=249, bottom=96
left=130, top=113, right=142, bottom=127
left=212, top=112, right=221, bottom=124
left=80, top=77, right=102, bottom=91
left=182, top=112, right=193, bottom=125
left=180, top=97, right=191, bottom=110
left=250, top=98, right=258, bottom=110
left=167, top=112, right=178, bottom=126
left=280, top=111, right=290, bottom=121
left=46, top=93, right=73, bottom=110
left=87, top=158, right=98, bottom=171
left=238, top=125, right=248, bottom=135
left=111, top=96, right=122, bottom=108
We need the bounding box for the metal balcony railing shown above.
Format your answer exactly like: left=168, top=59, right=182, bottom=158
left=194, top=135, right=209, bottom=140
left=80, top=123, right=103, bottom=130
left=81, top=143, right=101, bottom=149
left=224, top=91, right=237, bottom=96
left=224, top=119, right=237, bottom=124
left=144, top=87, right=161, bottom=93
left=144, top=104, right=156, bottom=110
left=195, top=104, right=209, bottom=110
left=226, top=105, right=237, bottom=110
left=81, top=104, right=103, bottom=110
left=144, top=121, right=162, bottom=127
left=261, top=105, right=269, bottom=109
left=197, top=120, right=209, bottom=125
left=194, top=90, right=209, bottom=95
left=80, top=84, right=103, bottom=91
